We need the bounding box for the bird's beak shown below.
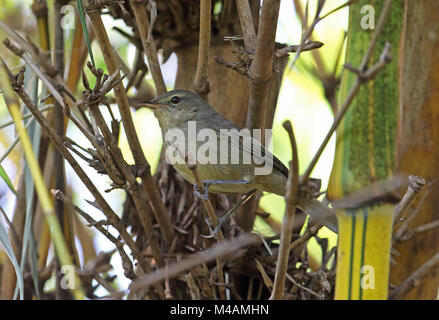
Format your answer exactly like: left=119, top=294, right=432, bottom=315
left=136, top=102, right=167, bottom=110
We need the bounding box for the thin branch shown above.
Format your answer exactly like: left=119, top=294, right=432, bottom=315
left=358, top=0, right=393, bottom=70
left=274, top=41, right=324, bottom=59
left=0, top=21, right=77, bottom=102
left=1, top=63, right=152, bottom=280
left=285, top=272, right=323, bottom=299
left=393, top=175, right=426, bottom=223
left=52, top=190, right=137, bottom=280
left=0, top=113, right=42, bottom=163
left=395, top=220, right=439, bottom=242
left=246, top=0, right=280, bottom=133
left=82, top=66, right=165, bottom=268
left=129, top=0, right=167, bottom=95
left=255, top=258, right=273, bottom=291
left=301, top=39, right=393, bottom=184
left=290, top=0, right=356, bottom=69
left=236, top=0, right=257, bottom=51
left=193, top=0, right=211, bottom=98
left=290, top=224, right=322, bottom=252
left=389, top=251, right=439, bottom=299
left=129, top=234, right=260, bottom=293
left=270, top=120, right=299, bottom=300
left=393, top=181, right=433, bottom=240
left=0, top=105, right=52, bottom=129
left=187, top=161, right=225, bottom=299
left=84, top=1, right=175, bottom=245
left=0, top=206, right=22, bottom=254
left=293, top=0, right=346, bottom=113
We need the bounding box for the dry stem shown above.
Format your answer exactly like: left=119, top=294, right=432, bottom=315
left=236, top=0, right=257, bottom=51
left=193, top=0, right=212, bottom=98
left=187, top=162, right=225, bottom=299
left=84, top=1, right=175, bottom=246
left=129, top=0, right=167, bottom=95
left=270, top=120, right=299, bottom=300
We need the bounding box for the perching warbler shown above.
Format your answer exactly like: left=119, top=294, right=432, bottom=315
left=140, top=89, right=337, bottom=232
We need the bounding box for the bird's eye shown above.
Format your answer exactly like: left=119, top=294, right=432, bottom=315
left=171, top=96, right=180, bottom=104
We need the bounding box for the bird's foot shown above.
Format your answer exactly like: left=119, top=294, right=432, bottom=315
left=201, top=189, right=258, bottom=239
left=193, top=182, right=210, bottom=200
left=193, top=179, right=250, bottom=200
left=202, top=214, right=232, bottom=239
left=201, top=217, right=222, bottom=239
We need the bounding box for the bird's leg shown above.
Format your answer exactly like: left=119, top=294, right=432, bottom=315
left=202, top=189, right=258, bottom=239
left=193, top=179, right=250, bottom=200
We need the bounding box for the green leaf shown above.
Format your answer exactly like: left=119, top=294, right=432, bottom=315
left=0, top=217, right=24, bottom=300
left=15, top=69, right=41, bottom=300
left=76, top=0, right=95, bottom=66
left=0, top=162, right=17, bottom=195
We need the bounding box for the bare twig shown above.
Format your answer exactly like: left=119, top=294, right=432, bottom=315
left=393, top=175, right=426, bottom=223
left=52, top=189, right=137, bottom=281
left=85, top=1, right=175, bottom=246
left=81, top=65, right=166, bottom=268
left=395, top=220, right=439, bottom=242
left=358, top=0, right=393, bottom=70
left=271, top=120, right=299, bottom=300
left=1, top=62, right=155, bottom=282
left=187, top=161, right=225, bottom=299
left=193, top=0, right=211, bottom=98
left=0, top=206, right=22, bottom=253
left=285, top=273, right=323, bottom=299
left=274, top=41, right=324, bottom=59
left=291, top=0, right=356, bottom=69
left=255, top=259, right=273, bottom=291
left=389, top=251, right=439, bottom=299
left=245, top=0, right=280, bottom=133
left=236, top=0, right=257, bottom=51
left=129, top=0, right=166, bottom=95
left=129, top=234, right=260, bottom=293
left=301, top=39, right=393, bottom=184
left=394, top=181, right=433, bottom=240
left=293, top=0, right=346, bottom=112
left=290, top=224, right=322, bottom=252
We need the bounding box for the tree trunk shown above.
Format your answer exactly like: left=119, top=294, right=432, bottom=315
left=391, top=0, right=439, bottom=299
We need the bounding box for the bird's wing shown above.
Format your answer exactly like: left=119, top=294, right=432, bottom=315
left=207, top=121, right=289, bottom=178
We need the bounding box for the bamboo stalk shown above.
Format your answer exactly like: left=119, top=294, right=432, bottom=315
left=5, top=96, right=84, bottom=299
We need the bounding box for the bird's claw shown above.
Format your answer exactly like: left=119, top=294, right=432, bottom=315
left=201, top=217, right=227, bottom=239
left=200, top=188, right=258, bottom=239
left=193, top=182, right=210, bottom=200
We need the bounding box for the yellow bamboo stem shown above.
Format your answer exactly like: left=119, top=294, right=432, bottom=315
left=8, top=102, right=85, bottom=300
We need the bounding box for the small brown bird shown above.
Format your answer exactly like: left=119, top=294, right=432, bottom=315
left=140, top=89, right=337, bottom=232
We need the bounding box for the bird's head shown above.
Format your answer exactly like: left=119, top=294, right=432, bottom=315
left=138, top=89, right=206, bottom=128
